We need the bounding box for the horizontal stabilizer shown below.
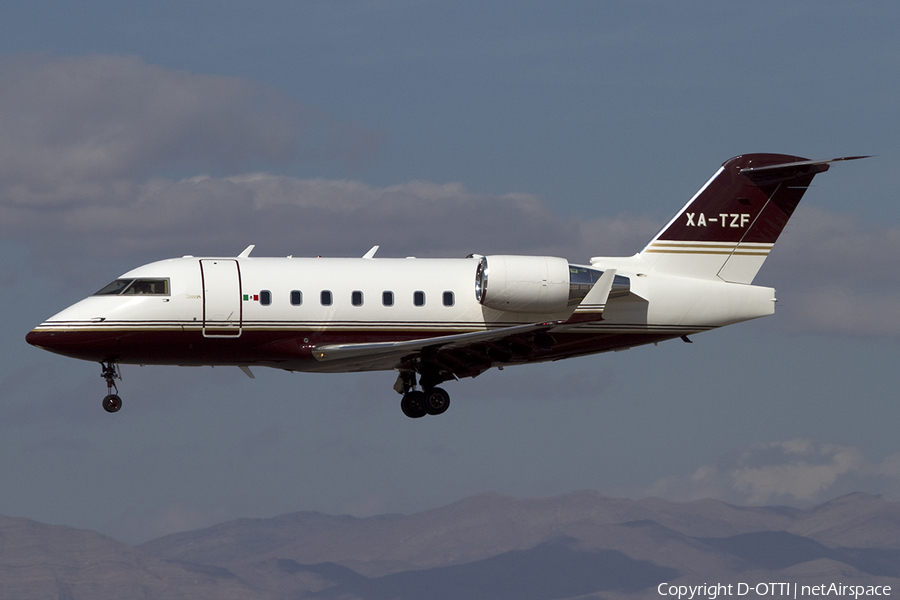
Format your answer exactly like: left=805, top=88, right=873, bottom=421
left=738, top=155, right=870, bottom=185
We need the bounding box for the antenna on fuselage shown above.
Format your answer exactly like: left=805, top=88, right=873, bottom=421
left=363, top=245, right=379, bottom=259
left=238, top=245, right=255, bottom=258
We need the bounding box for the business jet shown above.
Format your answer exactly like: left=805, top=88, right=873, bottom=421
left=26, top=153, right=864, bottom=418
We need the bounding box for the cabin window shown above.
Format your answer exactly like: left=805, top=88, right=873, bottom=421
left=94, top=278, right=170, bottom=296
left=351, top=290, right=364, bottom=306
left=260, top=290, right=272, bottom=306
left=414, top=291, right=425, bottom=307
left=443, top=291, right=455, bottom=307
left=290, top=290, right=303, bottom=306
left=382, top=291, right=394, bottom=306
left=321, top=290, right=333, bottom=306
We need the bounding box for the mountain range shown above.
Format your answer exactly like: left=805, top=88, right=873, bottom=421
left=2, top=491, right=899, bottom=599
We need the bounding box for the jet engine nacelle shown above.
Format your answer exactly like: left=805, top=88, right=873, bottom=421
left=474, top=255, right=572, bottom=313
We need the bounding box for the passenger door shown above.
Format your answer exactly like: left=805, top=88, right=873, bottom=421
left=200, top=259, right=242, bottom=337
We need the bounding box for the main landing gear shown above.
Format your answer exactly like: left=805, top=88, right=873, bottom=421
left=396, top=372, right=451, bottom=419
left=100, top=361, right=122, bottom=413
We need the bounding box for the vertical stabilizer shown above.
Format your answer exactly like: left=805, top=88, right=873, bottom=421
left=639, top=154, right=865, bottom=283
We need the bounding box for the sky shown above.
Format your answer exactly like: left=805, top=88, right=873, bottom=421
left=1, top=1, right=899, bottom=544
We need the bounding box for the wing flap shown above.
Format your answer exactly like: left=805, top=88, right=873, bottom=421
left=311, top=321, right=560, bottom=365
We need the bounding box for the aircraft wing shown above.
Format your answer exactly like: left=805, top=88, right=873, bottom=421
left=310, top=269, right=619, bottom=378
left=311, top=321, right=560, bottom=366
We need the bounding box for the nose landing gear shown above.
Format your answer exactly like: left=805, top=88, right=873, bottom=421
left=100, top=362, right=122, bottom=413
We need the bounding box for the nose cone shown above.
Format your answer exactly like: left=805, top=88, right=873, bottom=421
left=25, top=329, right=43, bottom=348
left=26, top=325, right=122, bottom=362
left=25, top=327, right=70, bottom=355
left=25, top=300, right=98, bottom=359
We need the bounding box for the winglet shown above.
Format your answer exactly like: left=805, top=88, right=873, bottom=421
left=238, top=245, right=255, bottom=258
left=564, top=269, right=617, bottom=324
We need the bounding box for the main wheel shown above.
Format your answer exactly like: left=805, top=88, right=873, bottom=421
left=102, top=394, right=122, bottom=413
left=400, top=391, right=427, bottom=419
left=423, top=387, right=450, bottom=415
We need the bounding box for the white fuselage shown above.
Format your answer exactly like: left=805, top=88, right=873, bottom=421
left=28, top=252, right=776, bottom=373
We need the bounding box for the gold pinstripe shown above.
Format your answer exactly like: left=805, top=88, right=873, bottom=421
left=643, top=241, right=772, bottom=256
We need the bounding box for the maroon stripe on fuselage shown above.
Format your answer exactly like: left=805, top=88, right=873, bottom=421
left=25, top=326, right=687, bottom=372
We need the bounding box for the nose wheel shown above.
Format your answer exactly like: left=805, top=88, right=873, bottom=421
left=100, top=362, right=122, bottom=413
left=102, top=393, right=123, bottom=413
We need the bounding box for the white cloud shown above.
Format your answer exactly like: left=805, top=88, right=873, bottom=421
left=760, top=206, right=900, bottom=336
left=0, top=54, right=654, bottom=266
left=728, top=439, right=867, bottom=503
left=3, top=170, right=656, bottom=263
left=646, top=438, right=900, bottom=506
left=0, top=54, right=383, bottom=205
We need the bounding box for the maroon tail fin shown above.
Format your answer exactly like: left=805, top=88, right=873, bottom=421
left=640, top=153, right=867, bottom=283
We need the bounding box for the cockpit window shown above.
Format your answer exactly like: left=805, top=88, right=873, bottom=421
left=94, top=279, right=133, bottom=295
left=94, top=278, right=170, bottom=296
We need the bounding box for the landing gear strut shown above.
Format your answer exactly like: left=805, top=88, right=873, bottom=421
left=100, top=361, right=122, bottom=413
left=396, top=372, right=451, bottom=419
